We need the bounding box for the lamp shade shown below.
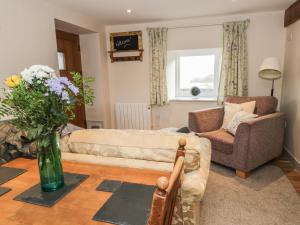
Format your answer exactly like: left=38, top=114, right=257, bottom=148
left=259, top=57, right=282, bottom=80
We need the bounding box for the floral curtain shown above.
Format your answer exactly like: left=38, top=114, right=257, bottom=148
left=218, top=20, right=250, bottom=104
left=147, top=27, right=168, bottom=106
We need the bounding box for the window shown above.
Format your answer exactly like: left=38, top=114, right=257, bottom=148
left=57, top=52, right=66, bottom=70
left=168, top=48, right=222, bottom=100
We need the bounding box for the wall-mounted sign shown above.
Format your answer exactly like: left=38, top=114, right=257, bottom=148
left=110, top=31, right=142, bottom=51
left=112, top=34, right=139, bottom=51
left=109, top=31, right=143, bottom=62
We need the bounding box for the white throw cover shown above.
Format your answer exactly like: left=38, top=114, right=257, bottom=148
left=61, top=129, right=211, bottom=225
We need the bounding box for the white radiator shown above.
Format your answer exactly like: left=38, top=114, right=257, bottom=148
left=115, top=103, right=151, bottom=130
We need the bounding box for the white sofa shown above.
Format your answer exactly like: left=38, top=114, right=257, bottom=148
left=61, top=129, right=211, bottom=225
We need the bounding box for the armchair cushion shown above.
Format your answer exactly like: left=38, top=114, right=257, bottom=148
left=197, top=129, right=234, bottom=155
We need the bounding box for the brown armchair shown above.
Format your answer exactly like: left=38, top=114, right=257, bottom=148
left=189, top=96, right=285, bottom=178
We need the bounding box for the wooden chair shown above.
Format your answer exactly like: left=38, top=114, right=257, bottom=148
left=147, top=138, right=186, bottom=225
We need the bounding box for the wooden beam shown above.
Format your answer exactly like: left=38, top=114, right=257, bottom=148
left=285, top=0, right=300, bottom=27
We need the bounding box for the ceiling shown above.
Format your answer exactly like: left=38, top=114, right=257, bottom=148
left=47, top=0, right=295, bottom=25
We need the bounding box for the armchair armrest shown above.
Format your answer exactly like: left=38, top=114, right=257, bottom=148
left=188, top=107, right=224, bottom=133
left=233, top=112, right=285, bottom=172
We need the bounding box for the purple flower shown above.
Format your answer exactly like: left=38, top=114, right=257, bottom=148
left=46, top=76, right=79, bottom=101
left=46, top=78, right=64, bottom=95
left=58, top=77, right=79, bottom=95
left=58, top=77, right=72, bottom=86
left=68, top=84, right=79, bottom=95
left=61, top=91, right=69, bottom=101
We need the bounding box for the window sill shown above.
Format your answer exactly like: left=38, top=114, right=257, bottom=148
left=169, top=97, right=217, bottom=102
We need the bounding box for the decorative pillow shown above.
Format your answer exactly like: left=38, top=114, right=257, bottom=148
left=240, top=101, right=256, bottom=114
left=221, top=103, right=243, bottom=129
left=221, top=101, right=256, bottom=129
left=227, top=111, right=258, bottom=135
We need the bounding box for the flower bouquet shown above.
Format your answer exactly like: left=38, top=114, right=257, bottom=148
left=0, top=65, right=94, bottom=191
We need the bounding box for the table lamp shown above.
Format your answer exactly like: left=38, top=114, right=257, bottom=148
left=259, top=57, right=282, bottom=96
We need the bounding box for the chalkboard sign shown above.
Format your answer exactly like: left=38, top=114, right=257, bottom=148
left=113, top=35, right=139, bottom=51
left=110, top=31, right=143, bottom=51
left=109, top=31, right=144, bottom=62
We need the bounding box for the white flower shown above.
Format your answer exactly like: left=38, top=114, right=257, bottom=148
left=21, top=65, right=57, bottom=84
left=21, top=68, right=33, bottom=84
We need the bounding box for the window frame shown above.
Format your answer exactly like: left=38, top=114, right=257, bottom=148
left=173, top=48, right=222, bottom=99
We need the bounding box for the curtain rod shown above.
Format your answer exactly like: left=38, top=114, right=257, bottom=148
left=168, top=23, right=223, bottom=29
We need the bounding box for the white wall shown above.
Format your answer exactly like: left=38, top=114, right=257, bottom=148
left=80, top=33, right=104, bottom=121
left=0, top=0, right=111, bottom=127
left=281, top=20, right=300, bottom=164
left=105, top=11, right=286, bottom=129
left=80, top=32, right=111, bottom=126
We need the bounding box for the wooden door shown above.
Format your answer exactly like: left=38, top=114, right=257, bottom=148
left=56, top=30, right=87, bottom=128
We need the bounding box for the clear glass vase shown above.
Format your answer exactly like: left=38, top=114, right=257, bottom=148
left=37, top=131, right=64, bottom=192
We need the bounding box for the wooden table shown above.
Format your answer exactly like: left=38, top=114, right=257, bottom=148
left=0, top=158, right=169, bottom=225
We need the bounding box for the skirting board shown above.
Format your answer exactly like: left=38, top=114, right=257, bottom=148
left=283, top=146, right=300, bottom=172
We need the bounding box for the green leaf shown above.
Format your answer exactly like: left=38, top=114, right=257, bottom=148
left=70, top=71, right=95, bottom=106
left=39, top=138, right=50, bottom=149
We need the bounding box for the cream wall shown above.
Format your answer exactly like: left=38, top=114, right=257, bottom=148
left=80, top=32, right=111, bottom=126
left=105, top=11, right=286, bottom=129
left=281, top=20, right=300, bottom=164
left=0, top=0, right=111, bottom=127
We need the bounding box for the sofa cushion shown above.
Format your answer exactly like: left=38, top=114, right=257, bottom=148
left=224, top=96, right=278, bottom=116
left=198, top=129, right=234, bottom=155
left=67, top=129, right=204, bottom=172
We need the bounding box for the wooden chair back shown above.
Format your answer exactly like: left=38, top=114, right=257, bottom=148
left=147, top=138, right=186, bottom=225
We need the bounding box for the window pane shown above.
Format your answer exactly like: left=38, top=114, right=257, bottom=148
left=179, top=55, right=215, bottom=89
left=57, top=52, right=66, bottom=70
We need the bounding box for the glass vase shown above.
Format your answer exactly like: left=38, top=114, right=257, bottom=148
left=37, top=131, right=64, bottom=192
